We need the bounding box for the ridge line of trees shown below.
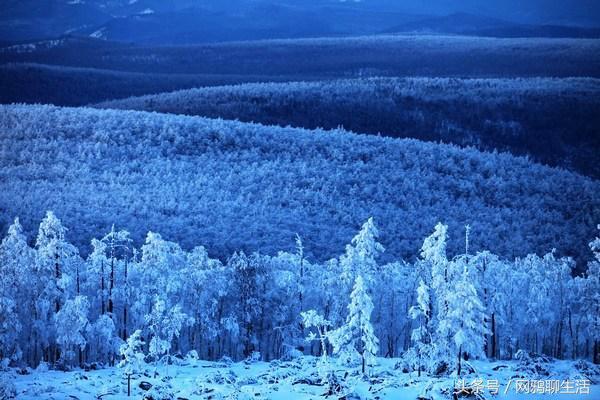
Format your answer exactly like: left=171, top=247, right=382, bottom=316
left=1, top=212, right=599, bottom=372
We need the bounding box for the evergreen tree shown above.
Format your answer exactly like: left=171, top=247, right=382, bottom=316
left=119, top=329, right=146, bottom=396
left=330, top=275, right=379, bottom=375
left=409, top=279, right=433, bottom=376
left=443, top=265, right=488, bottom=376
left=420, top=223, right=452, bottom=365
left=0, top=218, right=34, bottom=363
left=101, top=226, right=132, bottom=337
left=35, top=211, right=79, bottom=365
left=340, top=217, right=384, bottom=286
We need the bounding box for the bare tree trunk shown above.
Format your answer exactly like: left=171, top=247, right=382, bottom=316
left=108, top=257, right=114, bottom=316
left=123, top=258, right=128, bottom=340
left=101, top=260, right=106, bottom=315
left=362, top=352, right=365, bottom=375
left=568, top=311, right=576, bottom=359
left=557, top=321, right=563, bottom=359
left=457, top=345, right=462, bottom=377
left=491, top=312, right=496, bottom=358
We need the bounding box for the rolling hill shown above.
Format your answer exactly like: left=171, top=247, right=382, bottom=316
left=96, top=77, right=600, bottom=178
left=0, top=62, right=322, bottom=106
left=0, top=104, right=597, bottom=269
left=2, top=35, right=599, bottom=78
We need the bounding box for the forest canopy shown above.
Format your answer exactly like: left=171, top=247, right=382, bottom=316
left=0, top=104, right=597, bottom=268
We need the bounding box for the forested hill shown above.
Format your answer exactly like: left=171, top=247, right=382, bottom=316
left=2, top=35, right=600, bottom=78
left=0, top=63, right=313, bottom=106
left=96, top=77, right=600, bottom=178
left=0, top=104, right=597, bottom=268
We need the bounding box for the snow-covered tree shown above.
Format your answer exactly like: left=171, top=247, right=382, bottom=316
left=377, top=261, right=414, bottom=358
left=420, top=223, right=452, bottom=365
left=87, top=314, right=119, bottom=364
left=101, top=226, right=132, bottom=336
left=86, top=238, right=109, bottom=316
left=145, top=296, right=191, bottom=372
left=469, top=251, right=506, bottom=358
left=36, top=212, right=78, bottom=311
left=591, top=225, right=600, bottom=263
left=584, top=226, right=600, bottom=363
left=0, top=218, right=34, bottom=363
left=443, top=265, right=488, bottom=376
left=54, top=296, right=90, bottom=367
left=35, top=211, right=79, bottom=365
left=0, top=297, right=20, bottom=363
left=131, top=232, right=186, bottom=332
left=302, top=310, right=331, bottom=362
left=119, top=329, right=146, bottom=396
left=330, top=275, right=379, bottom=375
left=409, top=279, right=433, bottom=376
left=340, top=217, right=384, bottom=286
left=229, top=252, right=263, bottom=358
left=183, top=246, right=227, bottom=358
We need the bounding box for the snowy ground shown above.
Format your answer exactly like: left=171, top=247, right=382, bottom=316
left=6, top=356, right=599, bottom=400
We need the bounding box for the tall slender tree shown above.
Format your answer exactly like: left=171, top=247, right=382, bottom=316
left=330, top=275, right=379, bottom=375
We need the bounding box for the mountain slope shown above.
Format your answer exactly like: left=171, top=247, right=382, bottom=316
left=0, top=104, right=597, bottom=267
left=95, top=77, right=600, bottom=178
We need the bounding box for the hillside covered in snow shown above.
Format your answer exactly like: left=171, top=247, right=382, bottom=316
left=0, top=104, right=597, bottom=265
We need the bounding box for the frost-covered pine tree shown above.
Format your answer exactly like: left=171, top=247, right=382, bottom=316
left=54, top=295, right=89, bottom=367
left=330, top=275, right=379, bottom=375
left=119, top=329, right=146, bottom=396
left=340, top=217, right=384, bottom=286
left=442, top=265, right=488, bottom=376
left=0, top=218, right=35, bottom=363
left=420, top=222, right=452, bottom=364
left=409, top=279, right=433, bottom=376
left=35, top=211, right=79, bottom=364
left=101, top=226, right=131, bottom=336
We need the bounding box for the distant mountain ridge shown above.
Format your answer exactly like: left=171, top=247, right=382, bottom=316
left=385, top=12, right=600, bottom=38
left=1, top=1, right=599, bottom=43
